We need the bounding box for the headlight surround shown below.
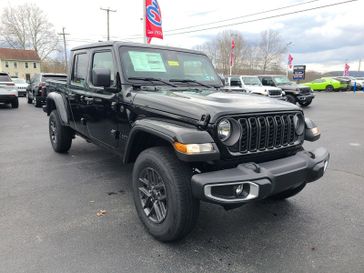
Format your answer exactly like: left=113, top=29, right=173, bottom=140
left=217, top=119, right=232, bottom=142
left=294, top=113, right=305, bottom=135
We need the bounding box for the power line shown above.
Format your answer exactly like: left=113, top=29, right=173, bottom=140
left=100, top=7, right=117, bottom=41
left=120, top=0, right=357, bottom=39
left=163, top=0, right=359, bottom=36
left=163, top=0, right=321, bottom=33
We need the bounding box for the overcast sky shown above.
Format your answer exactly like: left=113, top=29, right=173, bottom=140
left=1, top=0, right=363, bottom=72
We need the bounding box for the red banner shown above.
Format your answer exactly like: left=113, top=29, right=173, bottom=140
left=145, top=0, right=163, bottom=44
left=288, top=54, right=293, bottom=69
left=343, top=63, right=350, bottom=76
left=230, top=37, right=235, bottom=66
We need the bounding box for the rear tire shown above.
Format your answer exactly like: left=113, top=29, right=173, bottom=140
left=132, top=146, right=200, bottom=242
left=325, top=85, right=334, bottom=92
left=27, top=93, right=32, bottom=104
left=286, top=94, right=296, bottom=104
left=269, top=183, right=306, bottom=200
left=49, top=110, right=73, bottom=153
left=11, top=98, right=19, bottom=108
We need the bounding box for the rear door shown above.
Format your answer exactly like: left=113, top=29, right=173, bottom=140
left=68, top=51, right=90, bottom=135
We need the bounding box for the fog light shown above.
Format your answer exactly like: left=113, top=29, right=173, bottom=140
left=324, top=160, right=329, bottom=172
left=235, top=184, right=244, bottom=196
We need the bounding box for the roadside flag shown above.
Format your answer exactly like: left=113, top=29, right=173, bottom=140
left=343, top=63, right=350, bottom=76
left=230, top=37, right=235, bottom=67
left=288, top=54, right=293, bottom=69
left=145, top=0, right=163, bottom=44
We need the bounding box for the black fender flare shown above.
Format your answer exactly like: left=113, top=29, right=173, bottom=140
left=123, top=118, right=219, bottom=163
left=45, top=92, right=69, bottom=125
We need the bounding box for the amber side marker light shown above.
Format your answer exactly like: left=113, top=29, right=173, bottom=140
left=173, top=142, right=214, bottom=154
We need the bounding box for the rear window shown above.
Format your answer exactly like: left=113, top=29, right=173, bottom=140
left=0, top=74, right=11, bottom=82
left=42, top=75, right=67, bottom=81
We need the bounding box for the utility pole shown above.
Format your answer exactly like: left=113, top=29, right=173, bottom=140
left=358, top=59, right=361, bottom=72
left=100, top=7, right=117, bottom=41
left=58, top=27, right=70, bottom=72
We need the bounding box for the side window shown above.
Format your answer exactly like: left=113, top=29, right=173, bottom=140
left=92, top=51, right=115, bottom=84
left=230, top=78, right=241, bottom=87
left=72, top=53, right=88, bottom=85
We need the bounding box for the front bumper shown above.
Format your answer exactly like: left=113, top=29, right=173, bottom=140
left=191, top=147, right=329, bottom=205
left=297, top=93, right=315, bottom=101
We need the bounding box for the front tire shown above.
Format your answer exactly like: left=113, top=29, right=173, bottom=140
left=269, top=183, right=306, bottom=200
left=132, top=147, right=199, bottom=242
left=34, top=96, right=42, bottom=107
left=299, top=100, right=312, bottom=107
left=286, top=94, right=296, bottom=104
left=49, top=110, right=73, bottom=153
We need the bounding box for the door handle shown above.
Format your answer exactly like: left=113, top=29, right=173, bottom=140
left=81, top=96, right=94, bottom=104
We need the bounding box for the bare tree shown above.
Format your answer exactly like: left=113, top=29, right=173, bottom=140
left=258, top=30, right=286, bottom=73
left=0, top=3, right=60, bottom=60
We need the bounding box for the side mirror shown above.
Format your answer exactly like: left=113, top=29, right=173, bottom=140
left=92, top=68, right=111, bottom=87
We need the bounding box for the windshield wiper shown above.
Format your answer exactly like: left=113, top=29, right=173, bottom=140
left=128, top=77, right=177, bottom=87
left=169, top=79, right=213, bottom=88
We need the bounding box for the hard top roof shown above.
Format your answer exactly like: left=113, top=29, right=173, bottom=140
left=71, top=41, right=204, bottom=55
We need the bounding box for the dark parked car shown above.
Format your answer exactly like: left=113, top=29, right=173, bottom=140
left=44, top=42, right=329, bottom=242
left=258, top=75, right=315, bottom=106
left=27, top=73, right=67, bottom=107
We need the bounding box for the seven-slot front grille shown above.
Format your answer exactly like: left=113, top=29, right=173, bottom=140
left=268, top=90, right=282, bottom=96
left=227, top=112, right=302, bottom=154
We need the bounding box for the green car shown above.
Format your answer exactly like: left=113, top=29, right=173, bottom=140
left=304, top=77, right=341, bottom=92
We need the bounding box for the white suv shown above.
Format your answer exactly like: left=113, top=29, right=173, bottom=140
left=0, top=73, right=18, bottom=108
left=225, top=75, right=285, bottom=100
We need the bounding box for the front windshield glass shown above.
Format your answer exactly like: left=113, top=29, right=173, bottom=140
left=241, top=76, right=262, bottom=86
left=273, top=76, right=291, bottom=85
left=119, top=46, right=222, bottom=87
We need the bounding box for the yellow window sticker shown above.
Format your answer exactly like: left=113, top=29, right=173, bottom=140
left=168, top=60, right=180, bottom=67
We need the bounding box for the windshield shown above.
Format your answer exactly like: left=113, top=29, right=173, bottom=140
left=241, top=76, right=262, bottom=86
left=0, top=74, right=11, bottom=82
left=12, top=78, right=26, bottom=84
left=119, top=46, right=222, bottom=87
left=272, top=76, right=291, bottom=85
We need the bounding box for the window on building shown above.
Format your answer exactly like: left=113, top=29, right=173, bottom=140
left=5, top=61, right=9, bottom=68
left=14, top=62, right=17, bottom=68
left=25, top=62, right=29, bottom=69
left=33, top=62, right=37, bottom=69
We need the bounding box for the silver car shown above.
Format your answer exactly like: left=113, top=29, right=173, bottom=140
left=0, top=73, right=18, bottom=108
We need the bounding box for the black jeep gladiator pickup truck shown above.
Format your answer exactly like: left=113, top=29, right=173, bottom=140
left=44, top=42, right=329, bottom=242
left=258, top=75, right=315, bottom=106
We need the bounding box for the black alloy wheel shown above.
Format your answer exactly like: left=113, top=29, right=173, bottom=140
left=138, top=167, right=168, bottom=223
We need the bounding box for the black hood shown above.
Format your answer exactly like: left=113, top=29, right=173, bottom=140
left=277, top=82, right=310, bottom=91
left=133, top=89, right=300, bottom=123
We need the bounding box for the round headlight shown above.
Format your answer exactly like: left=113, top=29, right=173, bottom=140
left=294, top=114, right=305, bottom=135
left=217, top=119, right=231, bottom=141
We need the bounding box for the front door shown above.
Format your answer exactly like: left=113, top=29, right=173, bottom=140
left=83, top=49, right=120, bottom=149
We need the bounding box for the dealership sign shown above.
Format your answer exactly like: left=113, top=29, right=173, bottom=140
left=293, top=65, right=306, bottom=80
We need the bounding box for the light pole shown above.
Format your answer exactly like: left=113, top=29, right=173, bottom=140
left=286, top=42, right=293, bottom=77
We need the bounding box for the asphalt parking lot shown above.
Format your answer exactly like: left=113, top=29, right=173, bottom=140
left=1, top=92, right=363, bottom=273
